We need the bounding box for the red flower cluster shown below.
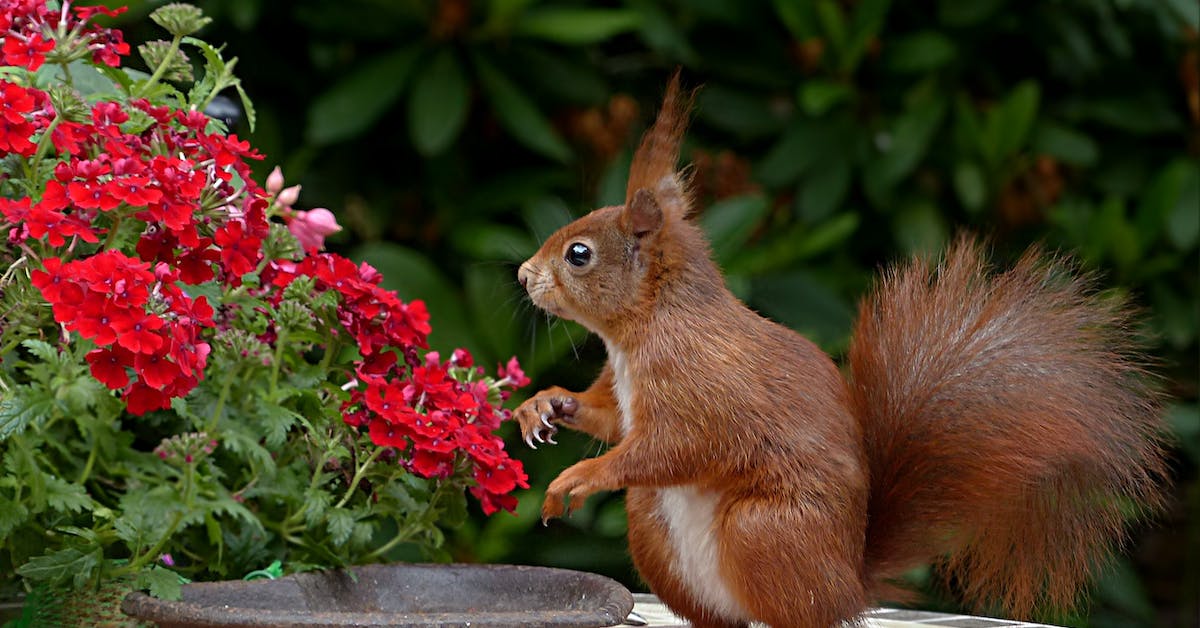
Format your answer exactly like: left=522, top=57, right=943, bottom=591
left=267, top=254, right=529, bottom=514
left=1, top=0, right=128, bottom=71
left=2, top=81, right=268, bottom=413
left=31, top=251, right=214, bottom=414
left=2, top=0, right=531, bottom=515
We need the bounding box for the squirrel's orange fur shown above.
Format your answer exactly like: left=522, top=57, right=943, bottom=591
left=514, top=75, right=1167, bottom=628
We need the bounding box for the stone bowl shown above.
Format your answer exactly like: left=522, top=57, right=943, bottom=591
left=121, top=563, right=634, bottom=627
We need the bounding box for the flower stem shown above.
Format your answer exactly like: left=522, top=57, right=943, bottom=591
left=206, top=369, right=235, bottom=433
left=136, top=34, right=183, bottom=97
left=363, top=523, right=418, bottom=561
left=334, top=447, right=383, bottom=509
left=26, top=115, right=63, bottom=189
left=118, top=511, right=184, bottom=575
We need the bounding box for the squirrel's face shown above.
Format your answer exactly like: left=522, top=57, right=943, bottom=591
left=518, top=191, right=664, bottom=335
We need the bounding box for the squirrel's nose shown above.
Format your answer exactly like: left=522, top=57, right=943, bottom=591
left=517, top=263, right=531, bottom=290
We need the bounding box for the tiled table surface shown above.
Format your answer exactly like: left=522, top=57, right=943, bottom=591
left=627, top=594, right=1061, bottom=628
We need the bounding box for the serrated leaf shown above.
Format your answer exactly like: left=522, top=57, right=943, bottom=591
left=306, top=45, right=421, bottom=145
left=20, top=339, right=59, bottom=364
left=474, top=56, right=571, bottom=162
left=407, top=49, right=469, bottom=156
left=16, top=546, right=101, bottom=587
left=0, top=498, right=28, bottom=539
left=0, top=389, right=56, bottom=442
left=302, top=488, right=332, bottom=528
left=326, top=507, right=354, bottom=547
left=234, top=82, right=256, bottom=132
left=253, top=399, right=299, bottom=449
left=43, top=475, right=92, bottom=514
left=515, top=8, right=641, bottom=44
left=139, top=565, right=184, bottom=600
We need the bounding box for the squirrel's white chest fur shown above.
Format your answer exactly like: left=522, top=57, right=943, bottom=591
left=605, top=344, right=748, bottom=621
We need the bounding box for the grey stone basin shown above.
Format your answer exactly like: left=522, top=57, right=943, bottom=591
left=121, top=563, right=634, bottom=627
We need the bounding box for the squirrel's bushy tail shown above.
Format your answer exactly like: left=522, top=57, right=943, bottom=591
left=848, top=237, right=1168, bottom=617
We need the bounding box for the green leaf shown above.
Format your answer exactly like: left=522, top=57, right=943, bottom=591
left=515, top=9, right=641, bottom=44
left=699, top=85, right=786, bottom=139
left=749, top=271, right=854, bottom=350
left=408, top=49, right=470, bottom=156
left=798, top=80, right=852, bottom=116
left=450, top=221, right=535, bottom=263
left=233, top=82, right=257, bottom=132
left=43, top=475, right=92, bottom=514
left=982, top=81, right=1040, bottom=166
left=937, top=0, right=1002, bottom=26
left=700, top=195, right=770, bottom=265
left=893, top=200, right=949, bottom=255
left=876, top=97, right=947, bottom=186
left=0, top=499, right=28, bottom=540
left=798, top=159, right=851, bottom=222
left=474, top=56, right=572, bottom=162
left=306, top=46, right=421, bottom=145
left=1167, top=161, right=1200, bottom=250
left=20, top=339, right=59, bottom=364
left=16, top=546, right=101, bottom=588
left=139, top=566, right=184, bottom=601
left=0, top=388, right=56, bottom=442
left=885, top=31, right=956, bottom=73
left=1032, top=121, right=1098, bottom=167
left=326, top=507, right=354, bottom=547
left=253, top=401, right=300, bottom=449
left=953, top=161, right=987, bottom=212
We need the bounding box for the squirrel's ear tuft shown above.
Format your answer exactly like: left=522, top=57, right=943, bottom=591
left=621, top=189, right=663, bottom=238
left=626, top=70, right=695, bottom=220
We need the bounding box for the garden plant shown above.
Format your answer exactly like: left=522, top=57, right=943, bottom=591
left=0, top=1, right=532, bottom=622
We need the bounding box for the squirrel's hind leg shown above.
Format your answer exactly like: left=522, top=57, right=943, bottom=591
left=625, top=488, right=750, bottom=628
left=717, top=494, right=868, bottom=628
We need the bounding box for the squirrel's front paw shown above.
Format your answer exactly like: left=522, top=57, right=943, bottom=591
left=514, top=389, right=578, bottom=449
left=541, top=460, right=599, bottom=524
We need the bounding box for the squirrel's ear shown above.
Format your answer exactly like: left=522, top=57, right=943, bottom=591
left=621, top=189, right=663, bottom=238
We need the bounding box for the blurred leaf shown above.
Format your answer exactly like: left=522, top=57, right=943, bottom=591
left=937, top=0, right=1002, bottom=26
left=509, top=47, right=608, bottom=105
left=699, top=194, right=770, bottom=264
left=798, top=158, right=851, bottom=222
left=1166, top=403, right=1200, bottom=462
left=631, top=0, right=700, bottom=65
left=1150, top=281, right=1200, bottom=350
left=981, top=81, right=1039, bottom=167
left=749, top=271, right=854, bottom=349
left=699, top=85, right=786, bottom=139
left=893, top=201, right=948, bottom=254
left=480, top=0, right=540, bottom=33
left=815, top=0, right=848, bottom=55
left=523, top=196, right=576, bottom=242
left=885, top=31, right=956, bottom=73
left=757, top=117, right=851, bottom=187
left=1059, top=95, right=1182, bottom=135
left=306, top=46, right=421, bottom=145
left=515, top=8, right=641, bottom=44
left=841, top=0, right=891, bottom=72
left=876, top=97, right=947, bottom=186
left=475, top=56, right=572, bottom=162
left=596, top=149, right=633, bottom=207
left=773, top=0, right=820, bottom=39
left=408, top=49, right=470, bottom=156
left=1032, top=121, right=1098, bottom=167
left=798, top=80, right=852, bottom=116
left=1166, top=160, right=1200, bottom=250
left=728, top=213, right=859, bottom=275
left=1134, top=159, right=1200, bottom=250
left=1163, top=0, right=1200, bottom=29
left=952, top=161, right=987, bottom=212
left=464, top=265, right=525, bottom=367
left=450, top=222, right=536, bottom=263
left=1094, top=196, right=1141, bottom=268
left=351, top=242, right=476, bottom=353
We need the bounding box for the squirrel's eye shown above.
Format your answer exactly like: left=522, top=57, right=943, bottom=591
left=565, top=242, right=592, bottom=267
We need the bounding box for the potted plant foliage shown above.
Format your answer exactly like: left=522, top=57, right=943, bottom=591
left=0, top=2, right=595, bottom=624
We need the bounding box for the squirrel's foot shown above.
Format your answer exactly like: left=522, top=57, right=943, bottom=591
left=542, top=458, right=603, bottom=524
left=515, top=390, right=578, bottom=449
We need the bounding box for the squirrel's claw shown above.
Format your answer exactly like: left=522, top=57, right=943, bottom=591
left=523, top=433, right=537, bottom=449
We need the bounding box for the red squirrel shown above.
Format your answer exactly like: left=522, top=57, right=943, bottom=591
left=513, top=75, right=1168, bottom=628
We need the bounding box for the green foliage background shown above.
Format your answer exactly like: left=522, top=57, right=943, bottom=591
left=111, top=0, right=1198, bottom=625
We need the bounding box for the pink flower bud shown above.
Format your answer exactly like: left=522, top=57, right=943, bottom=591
left=277, top=184, right=301, bottom=207
left=266, top=166, right=284, bottom=195
left=287, top=208, right=342, bottom=251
